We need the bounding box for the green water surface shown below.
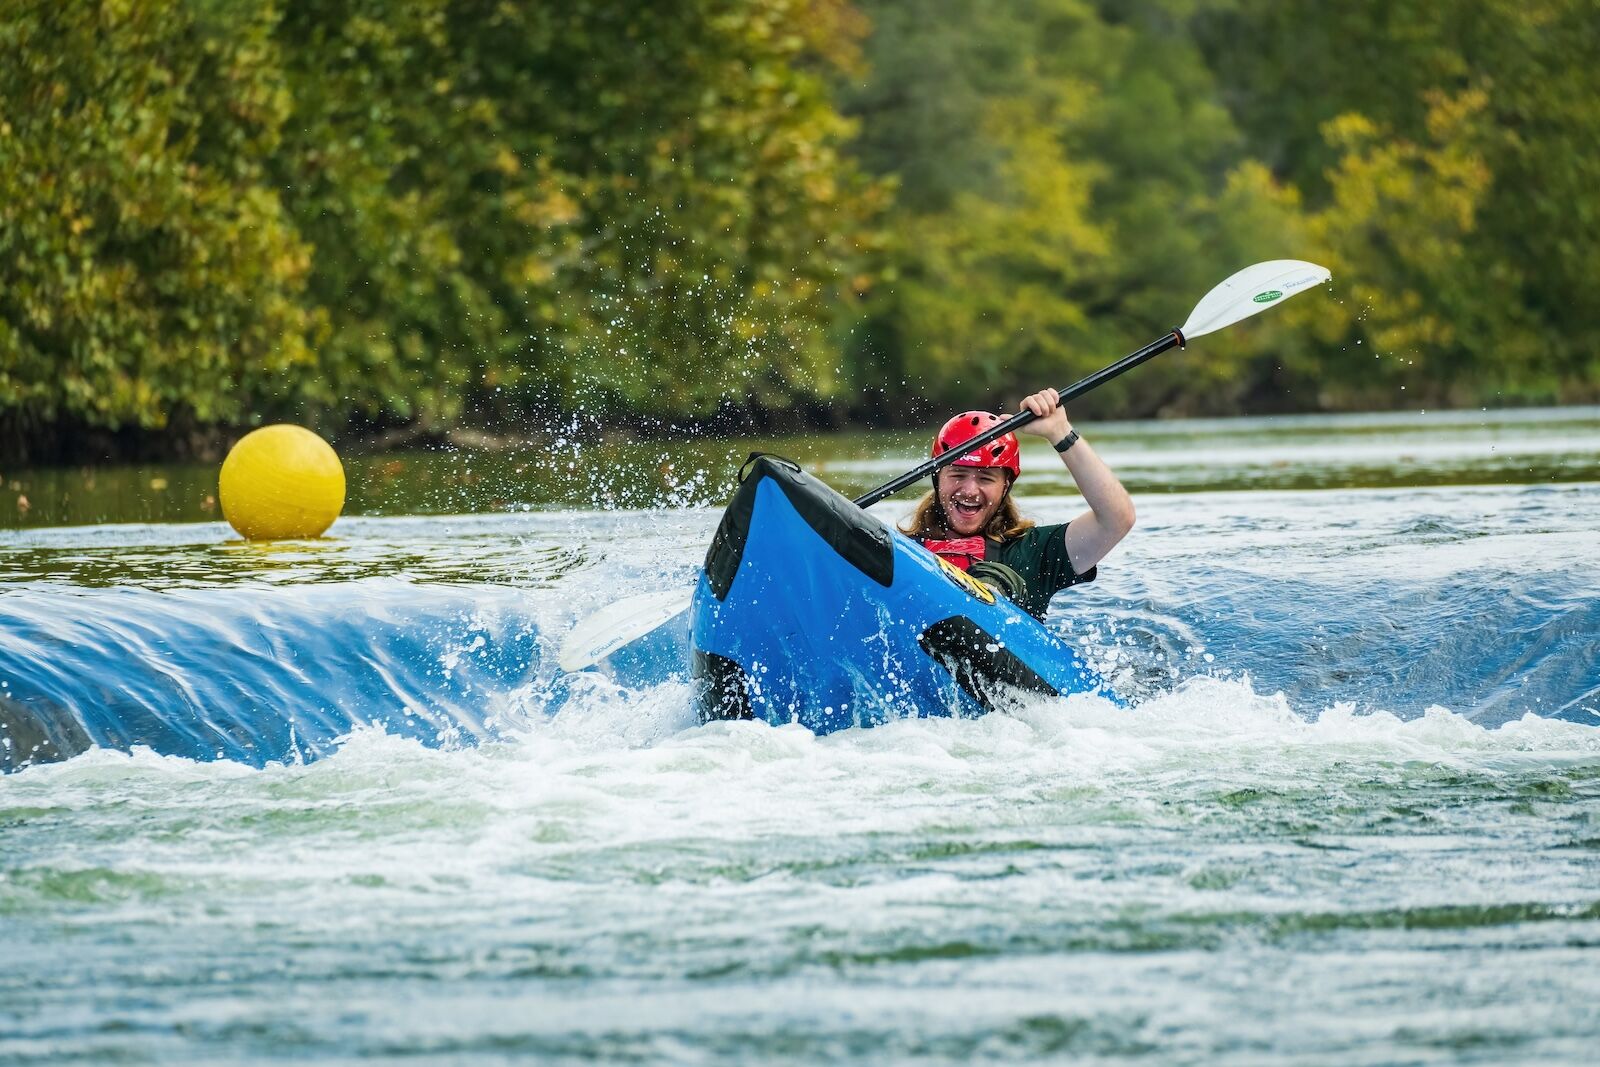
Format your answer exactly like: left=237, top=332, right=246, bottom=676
left=5, top=406, right=1598, bottom=529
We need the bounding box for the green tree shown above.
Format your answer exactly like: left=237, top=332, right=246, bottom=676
left=250, top=0, right=889, bottom=426
left=0, top=1, right=320, bottom=433
left=1297, top=91, right=1517, bottom=409
left=1, top=0, right=886, bottom=452
left=1198, top=0, right=1600, bottom=406
left=846, top=0, right=1314, bottom=416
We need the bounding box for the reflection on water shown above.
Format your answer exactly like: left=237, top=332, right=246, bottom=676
left=5, top=406, right=1599, bottom=529
left=0, top=521, right=591, bottom=589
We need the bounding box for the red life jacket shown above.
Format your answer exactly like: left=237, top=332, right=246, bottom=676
left=920, top=535, right=987, bottom=571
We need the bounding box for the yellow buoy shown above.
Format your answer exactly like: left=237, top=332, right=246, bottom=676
left=219, top=425, right=345, bottom=540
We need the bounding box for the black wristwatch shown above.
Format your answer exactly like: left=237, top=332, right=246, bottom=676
left=1053, top=429, right=1080, bottom=453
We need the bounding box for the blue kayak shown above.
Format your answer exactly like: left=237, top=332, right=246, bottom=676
left=689, top=455, right=1108, bottom=732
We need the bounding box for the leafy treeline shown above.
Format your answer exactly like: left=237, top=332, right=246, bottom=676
left=1, top=0, right=883, bottom=455
left=2, top=0, right=1596, bottom=458
left=848, top=0, right=1599, bottom=415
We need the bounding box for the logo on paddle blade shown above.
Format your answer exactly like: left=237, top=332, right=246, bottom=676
left=1253, top=290, right=1283, bottom=303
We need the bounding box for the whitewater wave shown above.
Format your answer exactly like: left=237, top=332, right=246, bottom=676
left=3, top=483, right=1596, bottom=773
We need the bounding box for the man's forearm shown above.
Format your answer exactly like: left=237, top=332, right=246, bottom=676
left=1061, top=434, right=1135, bottom=533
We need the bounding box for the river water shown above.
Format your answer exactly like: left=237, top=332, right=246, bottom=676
left=3, top=408, right=1598, bottom=1063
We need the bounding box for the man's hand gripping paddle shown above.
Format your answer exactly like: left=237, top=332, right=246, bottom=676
left=557, top=259, right=1332, bottom=673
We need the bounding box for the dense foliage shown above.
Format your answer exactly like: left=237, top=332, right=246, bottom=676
left=1, top=0, right=883, bottom=450
left=848, top=0, right=1599, bottom=413
left=2, top=0, right=1595, bottom=456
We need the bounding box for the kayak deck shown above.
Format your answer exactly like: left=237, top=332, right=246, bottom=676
left=688, top=455, right=1105, bottom=732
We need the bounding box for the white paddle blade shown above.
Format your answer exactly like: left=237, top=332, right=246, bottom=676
left=557, top=589, right=691, bottom=673
left=1180, top=259, right=1331, bottom=340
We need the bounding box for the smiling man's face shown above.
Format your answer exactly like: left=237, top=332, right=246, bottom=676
left=936, top=466, right=1010, bottom=535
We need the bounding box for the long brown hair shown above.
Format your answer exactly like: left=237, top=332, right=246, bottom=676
left=898, top=474, right=1036, bottom=541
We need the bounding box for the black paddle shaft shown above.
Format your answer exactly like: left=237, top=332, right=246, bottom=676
left=852, top=328, right=1185, bottom=509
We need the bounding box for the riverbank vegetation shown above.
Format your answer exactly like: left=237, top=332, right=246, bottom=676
left=3, top=0, right=1596, bottom=461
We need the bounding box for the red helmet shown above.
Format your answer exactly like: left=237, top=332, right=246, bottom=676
left=932, top=411, right=1021, bottom=478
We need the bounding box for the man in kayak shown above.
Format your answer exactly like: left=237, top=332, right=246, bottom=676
left=900, top=388, right=1136, bottom=620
